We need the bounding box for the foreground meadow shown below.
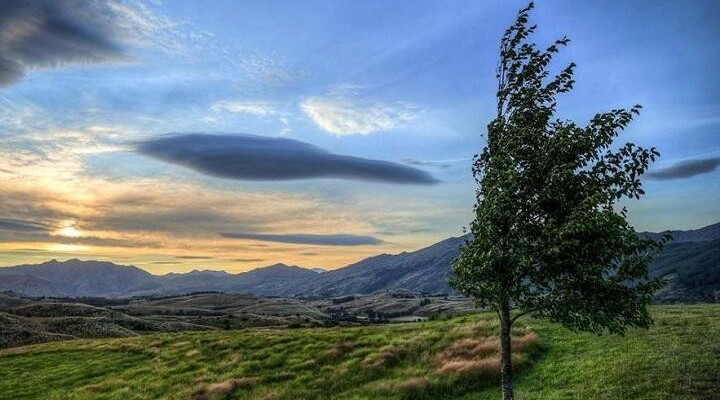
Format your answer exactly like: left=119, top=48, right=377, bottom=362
left=0, top=305, right=717, bottom=400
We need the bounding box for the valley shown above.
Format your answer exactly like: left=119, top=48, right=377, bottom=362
left=0, top=291, right=475, bottom=349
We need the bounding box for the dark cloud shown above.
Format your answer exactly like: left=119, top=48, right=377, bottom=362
left=136, top=133, right=438, bottom=184
left=220, top=232, right=383, bottom=246
left=0, top=0, right=126, bottom=86
left=233, top=258, right=265, bottom=262
left=647, top=157, right=720, bottom=180
left=0, top=227, right=164, bottom=249
left=2, top=248, right=47, bottom=253
left=91, top=209, right=246, bottom=233
left=0, top=217, right=51, bottom=232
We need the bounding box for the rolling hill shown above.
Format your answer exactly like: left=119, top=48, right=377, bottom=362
left=0, top=290, right=475, bottom=349
left=0, top=304, right=717, bottom=400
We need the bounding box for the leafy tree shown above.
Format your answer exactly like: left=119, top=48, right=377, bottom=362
left=450, top=3, right=668, bottom=399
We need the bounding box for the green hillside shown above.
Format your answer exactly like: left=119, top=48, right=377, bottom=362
left=0, top=305, right=717, bottom=400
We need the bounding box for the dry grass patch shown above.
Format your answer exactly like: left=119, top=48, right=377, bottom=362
left=193, top=377, right=258, bottom=399
left=436, top=332, right=539, bottom=377
left=325, top=341, right=355, bottom=359
left=218, top=353, right=242, bottom=368
left=512, top=332, right=539, bottom=351
left=81, top=383, right=107, bottom=393
left=395, top=376, right=429, bottom=391
left=362, top=345, right=402, bottom=368
left=439, top=337, right=499, bottom=360
left=117, top=343, right=142, bottom=352
left=437, top=355, right=502, bottom=376
left=451, top=320, right=499, bottom=337
left=207, top=377, right=257, bottom=394
left=361, top=337, right=429, bottom=369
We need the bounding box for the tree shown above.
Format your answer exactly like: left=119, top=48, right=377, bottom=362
left=450, top=3, right=668, bottom=399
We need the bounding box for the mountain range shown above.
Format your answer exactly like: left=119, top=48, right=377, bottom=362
left=1, top=222, right=719, bottom=302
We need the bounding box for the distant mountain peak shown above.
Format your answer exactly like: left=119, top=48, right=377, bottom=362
left=186, top=269, right=229, bottom=276
left=311, top=268, right=327, bottom=274
left=641, top=220, right=720, bottom=243
left=265, top=263, right=292, bottom=268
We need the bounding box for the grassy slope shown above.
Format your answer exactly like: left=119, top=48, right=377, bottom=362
left=0, top=305, right=717, bottom=400
left=474, top=304, right=720, bottom=400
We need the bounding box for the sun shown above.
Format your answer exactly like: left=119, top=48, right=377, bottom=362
left=58, top=226, right=82, bottom=237
left=56, top=224, right=83, bottom=238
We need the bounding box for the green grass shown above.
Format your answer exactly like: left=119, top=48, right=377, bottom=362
left=0, top=304, right=717, bottom=400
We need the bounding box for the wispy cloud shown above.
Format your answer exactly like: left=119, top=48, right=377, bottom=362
left=647, top=156, right=720, bottom=180
left=220, top=232, right=383, bottom=246
left=0, top=97, right=46, bottom=133
left=236, top=53, right=303, bottom=85
left=300, top=98, right=421, bottom=135
left=402, top=157, right=470, bottom=170
left=136, top=133, right=438, bottom=184
left=211, top=101, right=277, bottom=116
left=175, top=255, right=214, bottom=260
left=105, top=0, right=207, bottom=54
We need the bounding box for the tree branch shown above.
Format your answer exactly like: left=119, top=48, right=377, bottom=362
left=510, top=308, right=537, bottom=324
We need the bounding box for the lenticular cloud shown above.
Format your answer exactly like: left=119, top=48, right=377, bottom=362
left=136, top=133, right=438, bottom=184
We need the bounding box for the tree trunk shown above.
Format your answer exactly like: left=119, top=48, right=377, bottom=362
left=499, top=302, right=514, bottom=400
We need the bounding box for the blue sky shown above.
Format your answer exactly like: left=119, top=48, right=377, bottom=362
left=0, top=0, right=718, bottom=272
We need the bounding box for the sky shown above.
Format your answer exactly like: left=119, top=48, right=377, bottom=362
left=0, top=0, right=718, bottom=274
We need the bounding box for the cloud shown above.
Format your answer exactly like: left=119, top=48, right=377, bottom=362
left=220, top=232, right=383, bottom=246
left=232, top=258, right=265, bottom=262
left=0, top=217, right=51, bottom=232
left=403, top=157, right=470, bottom=170
left=647, top=157, right=720, bottom=180
left=104, top=0, right=208, bottom=55
left=175, top=255, right=214, bottom=260
left=300, top=98, right=420, bottom=135
left=0, top=0, right=130, bottom=86
left=0, top=0, right=210, bottom=86
left=237, top=53, right=303, bottom=85
left=136, top=133, right=438, bottom=184
left=211, top=101, right=277, bottom=116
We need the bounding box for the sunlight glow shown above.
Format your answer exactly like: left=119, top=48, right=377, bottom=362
left=47, top=244, right=85, bottom=252
left=57, top=226, right=83, bottom=237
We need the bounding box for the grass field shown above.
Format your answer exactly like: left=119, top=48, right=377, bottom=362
left=0, top=304, right=717, bottom=400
